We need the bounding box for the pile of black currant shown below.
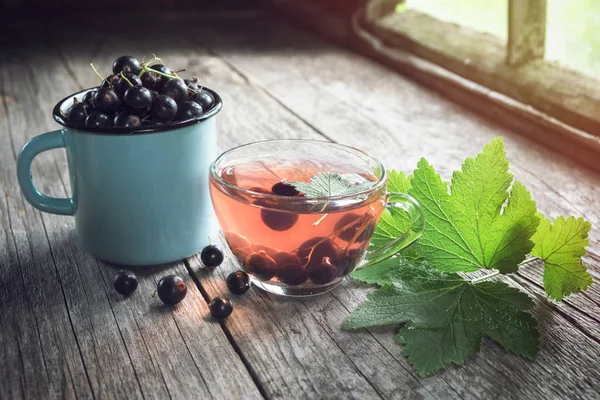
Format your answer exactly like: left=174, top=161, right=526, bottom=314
left=64, top=55, right=215, bottom=129
left=112, top=243, right=252, bottom=320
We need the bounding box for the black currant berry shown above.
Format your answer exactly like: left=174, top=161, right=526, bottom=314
left=101, top=74, right=119, bottom=89
left=141, top=70, right=160, bottom=90
left=151, top=95, right=177, bottom=122
left=93, top=88, right=121, bottom=114
left=184, top=77, right=200, bottom=95
left=227, top=271, right=251, bottom=295
left=82, top=90, right=96, bottom=107
left=66, top=99, right=88, bottom=123
left=334, top=213, right=376, bottom=243
left=209, top=297, right=233, bottom=319
left=245, top=251, right=277, bottom=281
left=85, top=111, right=111, bottom=127
left=124, top=86, right=152, bottom=115
left=260, top=209, right=298, bottom=231
left=149, top=64, right=172, bottom=90
left=190, top=90, right=214, bottom=110
left=272, top=252, right=300, bottom=268
left=201, top=245, right=224, bottom=268
left=309, top=257, right=339, bottom=285
left=115, top=72, right=142, bottom=98
left=297, top=237, right=339, bottom=268
left=277, top=263, right=308, bottom=286
left=161, top=78, right=188, bottom=105
left=157, top=275, right=187, bottom=305
left=113, top=270, right=138, bottom=296
left=113, top=55, right=142, bottom=75
left=114, top=112, right=141, bottom=128
left=271, top=182, right=300, bottom=196
left=175, top=101, right=203, bottom=121
left=335, top=251, right=359, bottom=277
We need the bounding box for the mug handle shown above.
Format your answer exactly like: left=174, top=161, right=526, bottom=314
left=17, top=130, right=75, bottom=216
left=360, top=192, right=425, bottom=269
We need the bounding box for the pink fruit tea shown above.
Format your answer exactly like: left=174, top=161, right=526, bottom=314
left=210, top=158, right=386, bottom=295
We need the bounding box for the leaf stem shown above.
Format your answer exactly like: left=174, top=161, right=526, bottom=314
left=469, top=257, right=538, bottom=284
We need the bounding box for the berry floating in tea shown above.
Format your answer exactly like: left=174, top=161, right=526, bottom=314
left=210, top=157, right=385, bottom=295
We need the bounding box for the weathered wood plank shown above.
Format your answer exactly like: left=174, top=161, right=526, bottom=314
left=117, top=25, right=438, bottom=400
left=2, top=12, right=600, bottom=400
left=0, top=26, right=262, bottom=399
left=191, top=16, right=600, bottom=398
left=1, top=58, right=93, bottom=400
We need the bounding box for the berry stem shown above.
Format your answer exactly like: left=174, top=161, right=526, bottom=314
left=299, top=212, right=372, bottom=267
left=119, top=71, right=134, bottom=87
left=139, top=65, right=178, bottom=80
left=141, top=54, right=162, bottom=69
left=312, top=214, right=328, bottom=227
left=89, top=63, right=104, bottom=82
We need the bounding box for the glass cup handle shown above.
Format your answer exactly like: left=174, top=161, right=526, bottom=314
left=360, top=192, right=426, bottom=269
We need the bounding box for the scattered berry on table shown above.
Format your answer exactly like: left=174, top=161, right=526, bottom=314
left=210, top=297, right=233, bottom=319
left=113, top=270, right=138, bottom=296
left=157, top=275, right=187, bottom=305
left=201, top=245, right=224, bottom=268
left=227, top=270, right=251, bottom=295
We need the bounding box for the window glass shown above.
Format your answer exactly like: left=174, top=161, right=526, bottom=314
left=546, top=0, right=600, bottom=76
left=404, top=0, right=507, bottom=41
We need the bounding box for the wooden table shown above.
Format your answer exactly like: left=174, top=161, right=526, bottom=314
left=1, top=10, right=599, bottom=400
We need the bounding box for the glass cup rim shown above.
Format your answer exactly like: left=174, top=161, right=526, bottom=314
left=209, top=139, right=388, bottom=202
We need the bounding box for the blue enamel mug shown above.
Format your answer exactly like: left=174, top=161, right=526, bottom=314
left=17, top=87, right=223, bottom=266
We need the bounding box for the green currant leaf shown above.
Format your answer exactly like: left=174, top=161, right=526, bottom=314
left=343, top=259, right=540, bottom=377
left=408, top=137, right=540, bottom=273
left=530, top=216, right=593, bottom=301
left=369, top=171, right=412, bottom=250
left=290, top=172, right=374, bottom=198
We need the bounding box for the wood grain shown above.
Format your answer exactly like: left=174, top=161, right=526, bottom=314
left=192, top=16, right=600, bottom=398
left=0, top=24, right=262, bottom=400
left=1, top=11, right=600, bottom=400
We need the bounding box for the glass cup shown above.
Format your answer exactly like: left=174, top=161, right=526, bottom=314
left=209, top=140, right=425, bottom=296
